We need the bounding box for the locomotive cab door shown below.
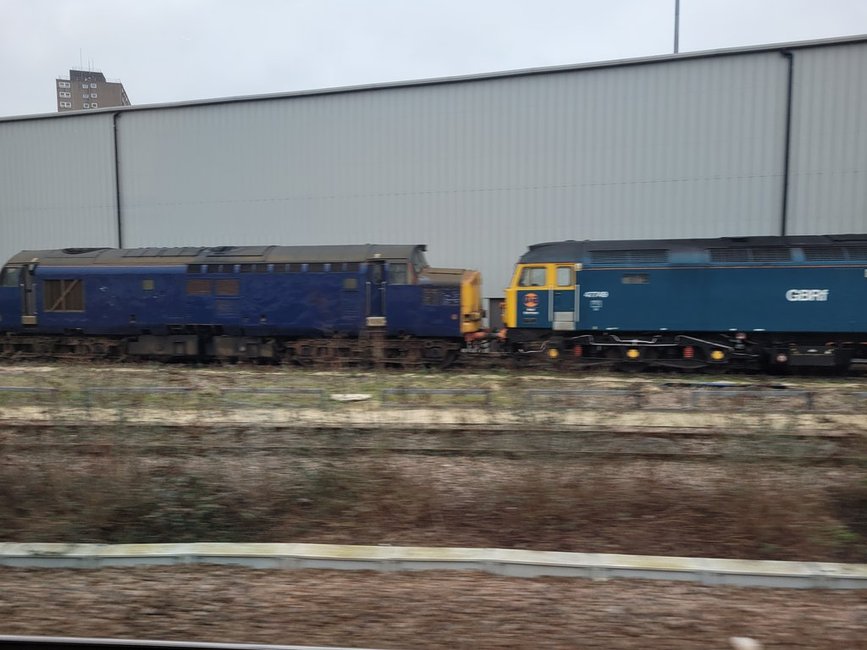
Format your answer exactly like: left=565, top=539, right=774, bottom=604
left=365, top=259, right=387, bottom=326
left=21, top=262, right=37, bottom=326
left=515, top=266, right=550, bottom=328
left=552, top=264, right=578, bottom=331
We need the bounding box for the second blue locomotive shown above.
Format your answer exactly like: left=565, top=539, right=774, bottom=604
left=504, top=234, right=867, bottom=370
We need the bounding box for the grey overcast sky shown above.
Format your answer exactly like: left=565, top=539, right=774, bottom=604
left=2, top=0, right=867, bottom=118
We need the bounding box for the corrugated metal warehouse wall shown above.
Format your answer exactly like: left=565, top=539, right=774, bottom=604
left=787, top=43, right=867, bottom=233
left=2, top=37, right=867, bottom=295
left=0, top=114, right=118, bottom=252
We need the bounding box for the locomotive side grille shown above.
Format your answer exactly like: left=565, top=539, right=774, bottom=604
left=844, top=245, right=867, bottom=260
left=750, top=247, right=791, bottom=262
left=216, top=279, right=240, bottom=296
left=423, top=288, right=443, bottom=305
left=186, top=279, right=211, bottom=296
left=709, top=248, right=790, bottom=263
left=709, top=248, right=750, bottom=263
left=803, top=246, right=846, bottom=261
left=43, top=279, right=84, bottom=311
left=590, top=249, right=668, bottom=265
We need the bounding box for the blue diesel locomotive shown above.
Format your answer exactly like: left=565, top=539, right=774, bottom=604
left=503, top=234, right=867, bottom=370
left=0, top=244, right=484, bottom=365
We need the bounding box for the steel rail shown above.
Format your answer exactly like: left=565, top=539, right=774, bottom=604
left=0, top=635, right=379, bottom=650
left=1, top=444, right=860, bottom=465
left=1, top=543, right=865, bottom=590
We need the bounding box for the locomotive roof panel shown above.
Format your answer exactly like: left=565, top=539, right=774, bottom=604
left=6, top=244, right=427, bottom=267
left=520, top=234, right=867, bottom=265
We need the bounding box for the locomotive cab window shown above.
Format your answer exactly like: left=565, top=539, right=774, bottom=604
left=44, top=279, right=84, bottom=312
left=1, top=267, right=20, bottom=287
left=389, top=262, right=408, bottom=284
left=556, top=266, right=573, bottom=287
left=519, top=267, right=547, bottom=287
left=411, top=249, right=428, bottom=274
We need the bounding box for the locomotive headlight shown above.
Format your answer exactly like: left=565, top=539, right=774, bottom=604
left=547, top=348, right=560, bottom=359
left=710, top=350, right=725, bottom=361
left=626, top=348, right=640, bottom=359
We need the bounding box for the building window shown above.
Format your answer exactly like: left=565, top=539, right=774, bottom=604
left=58, top=81, right=70, bottom=88
left=90, top=82, right=97, bottom=88
left=81, top=83, right=88, bottom=89
left=90, top=93, right=97, bottom=99
left=44, top=279, right=85, bottom=312
left=59, top=91, right=70, bottom=98
left=59, top=101, right=71, bottom=108
left=91, top=103, right=98, bottom=108
left=83, top=103, right=90, bottom=108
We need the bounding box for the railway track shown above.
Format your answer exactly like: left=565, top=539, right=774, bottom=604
left=0, top=636, right=365, bottom=650
left=2, top=422, right=864, bottom=464
left=3, top=340, right=867, bottom=374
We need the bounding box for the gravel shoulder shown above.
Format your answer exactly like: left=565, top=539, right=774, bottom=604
left=1, top=566, right=867, bottom=649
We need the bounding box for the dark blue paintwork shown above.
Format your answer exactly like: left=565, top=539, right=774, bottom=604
left=516, top=289, right=549, bottom=329
left=0, top=260, right=463, bottom=339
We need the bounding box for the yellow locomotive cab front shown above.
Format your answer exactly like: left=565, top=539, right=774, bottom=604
left=460, top=269, right=484, bottom=334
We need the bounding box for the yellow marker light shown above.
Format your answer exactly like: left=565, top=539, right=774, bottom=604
left=626, top=348, right=640, bottom=359
left=710, top=350, right=725, bottom=361
left=547, top=348, right=560, bottom=359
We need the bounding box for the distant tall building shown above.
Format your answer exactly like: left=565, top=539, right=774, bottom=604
left=56, top=69, right=131, bottom=112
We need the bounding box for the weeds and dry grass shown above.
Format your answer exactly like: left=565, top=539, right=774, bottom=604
left=2, top=361, right=867, bottom=410
left=1, top=450, right=865, bottom=563
left=1, top=362, right=866, bottom=563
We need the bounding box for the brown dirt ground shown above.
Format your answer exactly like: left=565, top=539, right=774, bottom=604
left=1, top=566, right=866, bottom=649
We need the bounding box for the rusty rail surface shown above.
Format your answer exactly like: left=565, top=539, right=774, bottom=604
left=0, top=636, right=376, bottom=650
